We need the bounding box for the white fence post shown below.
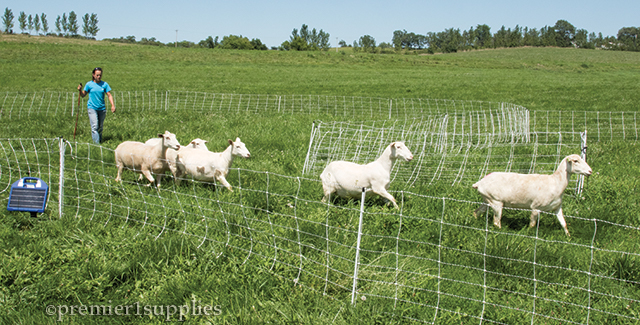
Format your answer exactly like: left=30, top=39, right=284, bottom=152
left=577, top=130, right=588, bottom=196
left=58, top=137, right=65, bottom=219
left=351, top=187, right=367, bottom=305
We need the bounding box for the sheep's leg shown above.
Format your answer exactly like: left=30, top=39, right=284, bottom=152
left=216, top=174, right=233, bottom=192
left=115, top=164, right=123, bottom=183
left=473, top=203, right=488, bottom=218
left=155, top=174, right=163, bottom=188
left=489, top=201, right=503, bottom=228
left=372, top=188, right=398, bottom=209
left=141, top=169, right=155, bottom=186
left=554, top=208, right=570, bottom=237
left=529, top=210, right=540, bottom=228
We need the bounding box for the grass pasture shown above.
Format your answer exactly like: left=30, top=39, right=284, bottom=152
left=1, top=35, right=640, bottom=324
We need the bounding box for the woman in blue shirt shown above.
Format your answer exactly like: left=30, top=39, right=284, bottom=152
left=77, top=67, right=116, bottom=144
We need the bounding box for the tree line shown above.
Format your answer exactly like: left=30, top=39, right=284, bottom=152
left=355, top=20, right=639, bottom=53
left=2, top=7, right=638, bottom=53
left=2, top=7, right=99, bottom=39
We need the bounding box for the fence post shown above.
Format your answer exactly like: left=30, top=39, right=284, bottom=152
left=351, top=187, right=367, bottom=305
left=302, top=121, right=316, bottom=175
left=58, top=137, right=65, bottom=219
left=577, top=130, right=588, bottom=196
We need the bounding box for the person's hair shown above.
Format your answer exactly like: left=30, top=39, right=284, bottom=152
left=91, top=67, right=103, bottom=82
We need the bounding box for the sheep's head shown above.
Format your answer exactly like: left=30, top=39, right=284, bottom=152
left=566, top=154, right=592, bottom=176
left=229, top=137, right=251, bottom=158
left=391, top=142, right=413, bottom=162
left=189, top=138, right=209, bottom=150
left=159, top=131, right=180, bottom=150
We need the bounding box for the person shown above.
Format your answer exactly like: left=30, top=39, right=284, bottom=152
left=77, top=67, right=115, bottom=144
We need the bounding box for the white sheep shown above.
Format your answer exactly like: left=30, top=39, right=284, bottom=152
left=114, top=131, right=181, bottom=187
left=175, top=137, right=251, bottom=191
left=472, top=154, right=593, bottom=236
left=141, top=137, right=209, bottom=181
left=320, top=141, right=414, bottom=208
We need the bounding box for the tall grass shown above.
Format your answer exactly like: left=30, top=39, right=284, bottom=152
left=1, top=35, right=639, bottom=324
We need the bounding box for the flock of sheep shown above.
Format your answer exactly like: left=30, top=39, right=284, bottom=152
left=113, top=131, right=593, bottom=236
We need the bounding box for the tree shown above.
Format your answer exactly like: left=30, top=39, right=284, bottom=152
left=2, top=8, right=14, bottom=33
left=18, top=11, right=26, bottom=33
left=219, top=35, right=254, bottom=50
left=283, top=24, right=330, bottom=51
left=338, top=40, right=347, bottom=47
left=617, top=27, right=639, bottom=51
left=28, top=14, right=33, bottom=34
left=250, top=38, right=268, bottom=50
left=475, top=24, right=491, bottom=48
left=61, top=13, right=68, bottom=34
left=358, top=35, right=376, bottom=52
left=554, top=19, right=575, bottom=47
left=41, top=13, right=48, bottom=34
left=55, top=15, right=61, bottom=34
left=82, top=13, right=90, bottom=37
left=68, top=11, right=78, bottom=35
left=34, top=13, right=40, bottom=34
left=574, top=29, right=593, bottom=49
left=199, top=36, right=218, bottom=48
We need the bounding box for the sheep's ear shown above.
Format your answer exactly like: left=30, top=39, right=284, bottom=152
left=204, top=140, right=208, bottom=144
left=235, top=137, right=241, bottom=142
left=228, top=139, right=233, bottom=145
left=391, top=142, right=396, bottom=148
left=190, top=140, right=196, bottom=145
left=157, top=133, right=164, bottom=138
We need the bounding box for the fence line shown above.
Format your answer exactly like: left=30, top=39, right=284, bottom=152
left=0, top=138, right=638, bottom=324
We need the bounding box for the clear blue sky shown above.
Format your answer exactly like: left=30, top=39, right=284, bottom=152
left=4, top=0, right=638, bottom=48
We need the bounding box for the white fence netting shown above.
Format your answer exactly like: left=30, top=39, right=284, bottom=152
left=0, top=138, right=638, bottom=324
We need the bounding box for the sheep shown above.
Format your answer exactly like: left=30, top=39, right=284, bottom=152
left=114, top=130, right=181, bottom=187
left=141, top=137, right=209, bottom=181
left=472, top=154, right=593, bottom=236
left=175, top=137, right=251, bottom=191
left=320, top=141, right=414, bottom=208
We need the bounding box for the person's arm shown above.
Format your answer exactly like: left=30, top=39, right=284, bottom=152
left=77, top=83, right=87, bottom=97
left=106, top=91, right=115, bottom=113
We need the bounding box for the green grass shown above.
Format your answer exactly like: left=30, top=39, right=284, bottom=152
left=1, top=34, right=640, bottom=324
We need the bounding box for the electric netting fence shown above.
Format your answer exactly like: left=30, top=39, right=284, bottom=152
left=1, top=91, right=638, bottom=142
left=1, top=138, right=638, bottom=324
left=302, top=118, right=582, bottom=190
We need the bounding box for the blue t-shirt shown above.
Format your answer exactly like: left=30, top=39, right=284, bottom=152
left=83, top=81, right=112, bottom=111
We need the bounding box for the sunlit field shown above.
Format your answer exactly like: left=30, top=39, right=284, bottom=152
left=1, top=34, right=639, bottom=324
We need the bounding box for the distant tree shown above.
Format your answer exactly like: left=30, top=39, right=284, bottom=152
left=82, top=13, right=90, bottom=37
left=219, top=34, right=254, bottom=50
left=493, top=25, right=508, bottom=48
left=41, top=13, right=47, bottom=34
left=55, top=15, right=61, bottom=34
left=617, top=27, right=639, bottom=51
left=508, top=25, right=522, bottom=47
left=554, top=19, right=575, bottom=47
left=357, top=35, right=376, bottom=52
left=282, top=24, right=330, bottom=51
left=378, top=42, right=392, bottom=49
left=88, top=13, right=99, bottom=37
left=2, top=8, right=14, bottom=33
left=199, top=36, right=218, bottom=48
left=338, top=40, right=347, bottom=47
left=540, top=26, right=557, bottom=46
left=18, top=11, right=26, bottom=33
left=28, top=14, right=33, bottom=34
left=574, top=29, right=593, bottom=49
left=34, top=13, right=40, bottom=34
left=61, top=13, right=68, bottom=34
left=250, top=38, right=268, bottom=50
left=523, top=27, right=540, bottom=46
left=68, top=11, right=78, bottom=35
left=475, top=24, right=491, bottom=48
left=139, top=37, right=163, bottom=46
